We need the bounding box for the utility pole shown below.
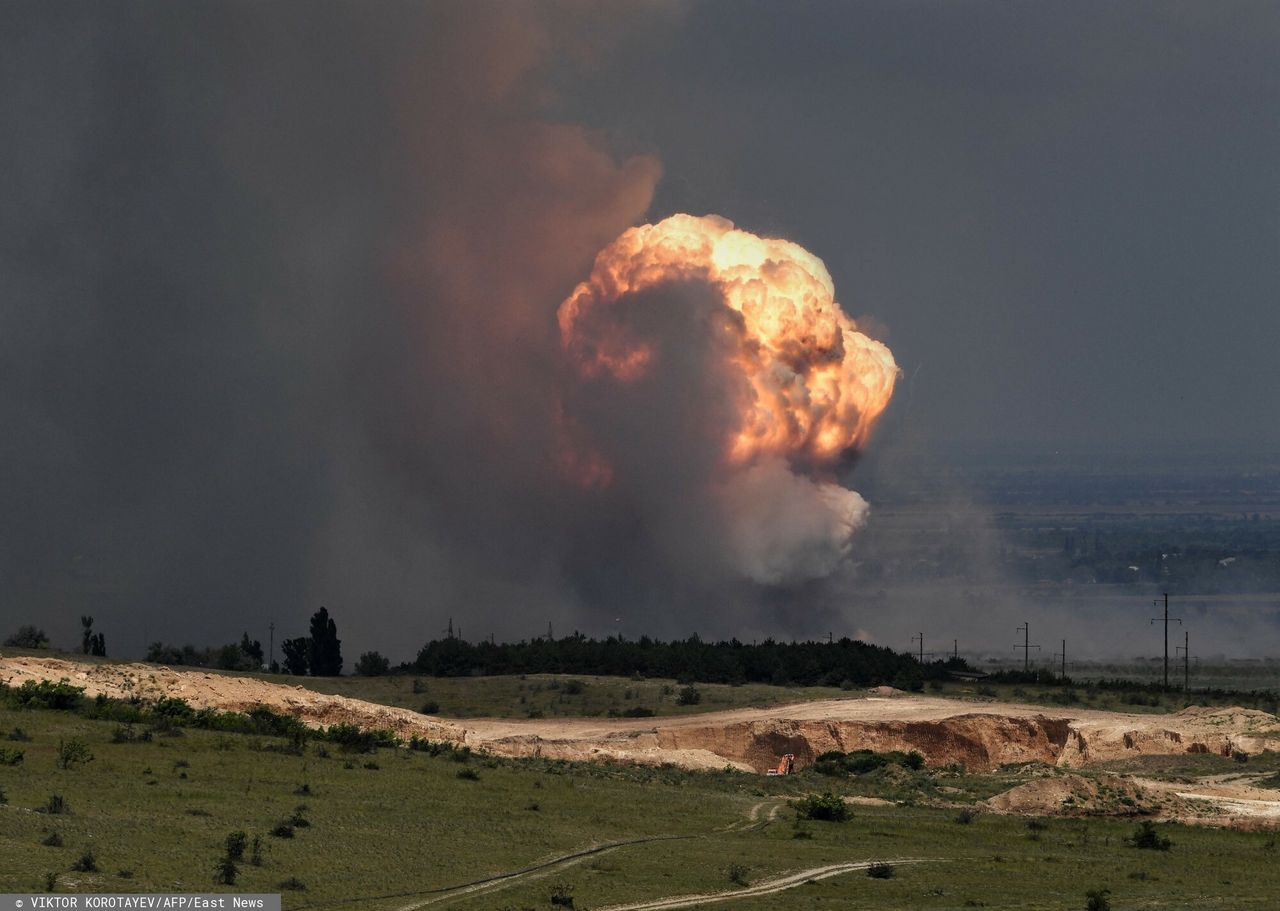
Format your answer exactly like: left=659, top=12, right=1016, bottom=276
left=546, top=621, right=553, bottom=641
left=827, top=631, right=833, bottom=644
left=911, top=632, right=925, bottom=665
left=953, top=639, right=959, bottom=660
left=1053, top=639, right=1066, bottom=680
left=1175, top=630, right=1191, bottom=692
left=1015, top=622, right=1040, bottom=673
left=447, top=617, right=454, bottom=639
left=1150, top=593, right=1181, bottom=690
left=268, top=622, right=275, bottom=672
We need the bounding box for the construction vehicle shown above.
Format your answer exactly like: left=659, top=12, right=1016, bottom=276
left=766, top=753, right=795, bottom=776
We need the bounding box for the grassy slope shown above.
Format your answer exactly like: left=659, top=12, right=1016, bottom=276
left=2, top=706, right=1279, bottom=910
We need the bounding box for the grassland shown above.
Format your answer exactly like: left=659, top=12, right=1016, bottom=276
left=2, top=699, right=1279, bottom=910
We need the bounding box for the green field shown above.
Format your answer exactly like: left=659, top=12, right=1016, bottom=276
left=2, top=699, right=1279, bottom=910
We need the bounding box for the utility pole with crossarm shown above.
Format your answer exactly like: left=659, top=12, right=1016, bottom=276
left=1150, top=593, right=1181, bottom=690
left=1015, top=622, right=1040, bottom=673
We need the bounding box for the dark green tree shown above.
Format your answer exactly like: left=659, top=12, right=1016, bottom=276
left=354, top=651, right=389, bottom=676
left=89, top=633, right=106, bottom=657
left=80, top=616, right=94, bottom=655
left=308, top=608, right=342, bottom=676
left=239, top=633, right=264, bottom=666
left=281, top=637, right=310, bottom=676
left=3, top=625, right=49, bottom=648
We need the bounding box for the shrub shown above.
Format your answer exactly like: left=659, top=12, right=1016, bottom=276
left=792, top=792, right=851, bottom=822
left=4, top=625, right=50, bottom=648
left=955, top=808, right=978, bottom=825
left=1085, top=887, right=1111, bottom=911
left=326, top=723, right=397, bottom=753
left=354, top=651, right=390, bottom=677
left=549, top=882, right=574, bottom=907
left=676, top=685, right=701, bottom=706
left=72, top=851, right=97, bottom=872
left=224, top=831, right=247, bottom=862
left=270, top=822, right=295, bottom=839
left=867, top=862, right=895, bottom=879
left=1233, top=750, right=1249, bottom=764
left=419, top=701, right=441, bottom=715
left=13, top=679, right=84, bottom=711
left=8, top=727, right=31, bottom=742
left=1128, top=821, right=1172, bottom=851
left=294, top=783, right=312, bottom=796
left=726, top=863, right=750, bottom=886
left=56, top=739, right=93, bottom=770
left=289, top=807, right=311, bottom=828
left=564, top=680, right=586, bottom=695
left=249, top=836, right=263, bottom=866
left=621, top=707, right=655, bottom=718
left=42, top=831, right=62, bottom=847
left=213, top=856, right=237, bottom=885
left=0, top=747, right=24, bottom=766
left=44, top=872, right=56, bottom=892
left=279, top=877, right=306, bottom=891
left=456, top=767, right=480, bottom=780
left=111, top=724, right=151, bottom=744
left=41, top=795, right=68, bottom=815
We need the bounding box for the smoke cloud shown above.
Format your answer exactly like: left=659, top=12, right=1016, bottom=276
left=0, top=3, right=901, bottom=658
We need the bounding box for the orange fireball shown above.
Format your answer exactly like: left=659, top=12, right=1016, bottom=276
left=558, top=214, right=898, bottom=470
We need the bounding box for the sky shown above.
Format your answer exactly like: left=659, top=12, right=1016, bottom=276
left=1, top=1, right=1277, bottom=662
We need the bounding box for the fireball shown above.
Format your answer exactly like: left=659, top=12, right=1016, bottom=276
left=558, top=214, right=898, bottom=471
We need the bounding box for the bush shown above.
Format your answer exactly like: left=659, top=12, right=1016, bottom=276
left=279, top=877, right=306, bottom=891
left=867, top=862, right=895, bottom=879
left=0, top=747, right=24, bottom=766
left=71, top=850, right=97, bottom=872
left=224, top=831, right=247, bottom=862
left=419, top=701, right=441, bottom=715
left=677, top=685, right=701, bottom=706
left=354, top=651, right=390, bottom=677
left=621, top=706, right=655, bottom=717
left=270, top=822, right=295, bottom=839
left=792, top=792, right=851, bottom=822
left=111, top=724, right=151, bottom=744
left=8, top=727, right=31, bottom=741
left=549, top=882, right=575, bottom=907
left=955, top=808, right=978, bottom=825
left=42, top=831, right=63, bottom=847
left=456, top=767, right=480, bottom=781
left=326, top=724, right=397, bottom=753
left=12, top=679, right=84, bottom=711
left=55, top=739, right=93, bottom=770
left=249, top=836, right=263, bottom=867
left=4, top=625, right=50, bottom=648
left=726, top=863, right=750, bottom=886
left=563, top=679, right=586, bottom=695
left=1085, top=887, right=1111, bottom=911
left=214, top=855, right=237, bottom=885
left=41, top=795, right=67, bottom=815
left=1128, top=821, right=1172, bottom=851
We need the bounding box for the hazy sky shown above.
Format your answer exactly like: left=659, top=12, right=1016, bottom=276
left=1, top=2, right=1277, bottom=660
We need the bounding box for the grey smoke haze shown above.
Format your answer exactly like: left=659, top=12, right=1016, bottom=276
left=2, top=2, right=1278, bottom=661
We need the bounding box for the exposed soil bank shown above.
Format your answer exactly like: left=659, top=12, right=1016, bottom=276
left=3, top=655, right=1277, bottom=775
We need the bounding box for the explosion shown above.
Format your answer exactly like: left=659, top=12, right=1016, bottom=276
left=557, top=215, right=898, bottom=585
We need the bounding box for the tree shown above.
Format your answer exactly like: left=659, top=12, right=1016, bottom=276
left=3, top=625, right=49, bottom=649
left=89, top=633, right=106, bottom=657
left=307, top=607, right=342, bottom=676
left=239, top=633, right=264, bottom=666
left=80, top=616, right=94, bottom=655
left=354, top=651, right=390, bottom=677
left=281, top=637, right=310, bottom=676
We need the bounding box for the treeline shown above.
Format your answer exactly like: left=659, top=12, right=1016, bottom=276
left=410, top=634, right=967, bottom=689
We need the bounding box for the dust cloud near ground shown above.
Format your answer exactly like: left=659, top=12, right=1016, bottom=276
left=4, top=654, right=1278, bottom=827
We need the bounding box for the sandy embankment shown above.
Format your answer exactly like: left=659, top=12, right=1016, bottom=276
left=3, top=654, right=1277, bottom=776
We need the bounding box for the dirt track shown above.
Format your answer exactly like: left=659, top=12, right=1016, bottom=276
left=3, top=655, right=1278, bottom=778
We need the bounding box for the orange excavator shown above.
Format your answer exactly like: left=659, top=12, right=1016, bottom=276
left=766, top=753, right=795, bottom=776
